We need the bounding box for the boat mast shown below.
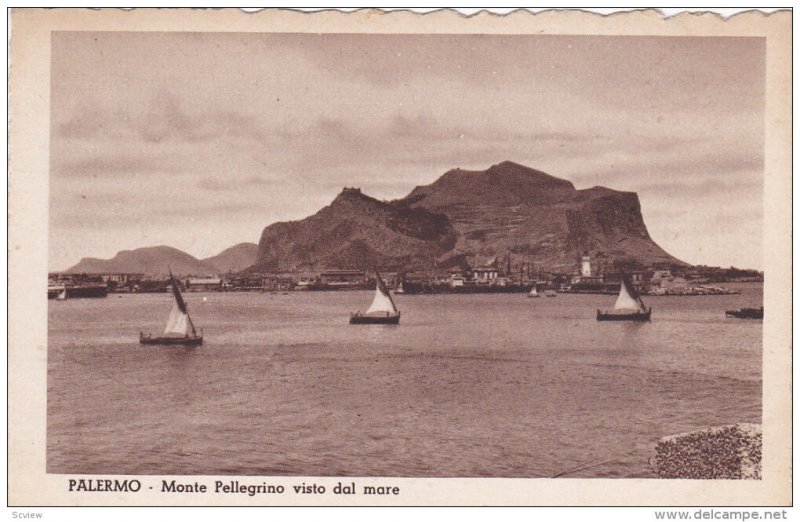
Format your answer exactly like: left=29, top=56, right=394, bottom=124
left=169, top=270, right=198, bottom=338
left=374, top=270, right=397, bottom=312
left=185, top=308, right=198, bottom=338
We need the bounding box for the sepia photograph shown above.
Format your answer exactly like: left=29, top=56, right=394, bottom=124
left=8, top=7, right=792, bottom=507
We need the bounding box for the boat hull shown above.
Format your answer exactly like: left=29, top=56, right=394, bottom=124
left=596, top=309, right=652, bottom=322
left=725, top=308, right=763, bottom=319
left=139, top=333, right=203, bottom=346
left=349, top=313, right=400, bottom=325
left=48, top=284, right=108, bottom=299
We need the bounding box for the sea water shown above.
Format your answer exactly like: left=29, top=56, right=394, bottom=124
left=47, top=283, right=762, bottom=478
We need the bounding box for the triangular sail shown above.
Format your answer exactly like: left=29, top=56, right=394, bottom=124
left=163, top=300, right=190, bottom=335
left=166, top=270, right=197, bottom=337
left=365, top=271, right=398, bottom=315
left=614, top=275, right=647, bottom=312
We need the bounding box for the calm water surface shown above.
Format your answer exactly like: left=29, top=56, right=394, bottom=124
left=48, top=283, right=762, bottom=478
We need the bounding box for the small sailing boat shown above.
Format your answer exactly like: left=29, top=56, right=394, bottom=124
left=56, top=287, right=67, bottom=301
left=527, top=285, right=540, bottom=298
left=597, top=274, right=651, bottom=321
left=140, top=271, right=203, bottom=345
left=350, top=271, right=401, bottom=325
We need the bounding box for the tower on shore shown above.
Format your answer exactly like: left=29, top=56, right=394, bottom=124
left=581, top=255, right=591, bottom=277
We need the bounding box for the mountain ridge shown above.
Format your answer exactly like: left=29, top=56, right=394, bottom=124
left=64, top=161, right=686, bottom=276
left=251, top=161, right=684, bottom=273
left=249, top=187, right=457, bottom=273
left=66, top=245, right=215, bottom=277
left=65, top=242, right=259, bottom=277
left=201, top=242, right=258, bottom=273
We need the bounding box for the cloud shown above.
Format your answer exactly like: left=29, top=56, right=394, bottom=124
left=55, top=90, right=268, bottom=146
left=56, top=105, right=113, bottom=139
left=136, top=91, right=269, bottom=144
left=198, top=174, right=280, bottom=192
left=52, top=154, right=178, bottom=178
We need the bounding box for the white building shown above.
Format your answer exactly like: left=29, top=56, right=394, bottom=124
left=581, top=256, right=592, bottom=277
left=472, top=267, right=499, bottom=281
left=187, top=277, right=222, bottom=291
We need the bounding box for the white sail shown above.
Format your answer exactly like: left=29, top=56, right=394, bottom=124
left=614, top=279, right=642, bottom=311
left=365, top=285, right=397, bottom=315
left=163, top=300, right=189, bottom=335
left=57, top=288, right=67, bottom=300
left=528, top=286, right=538, bottom=297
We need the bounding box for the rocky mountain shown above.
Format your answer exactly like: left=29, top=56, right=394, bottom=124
left=202, top=242, right=258, bottom=273
left=66, top=246, right=217, bottom=277
left=249, top=188, right=457, bottom=273
left=402, top=161, right=682, bottom=271
left=251, top=161, right=683, bottom=273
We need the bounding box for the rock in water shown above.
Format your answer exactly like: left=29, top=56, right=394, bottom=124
left=654, top=423, right=762, bottom=479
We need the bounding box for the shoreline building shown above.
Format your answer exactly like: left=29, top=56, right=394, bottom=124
left=581, top=255, right=592, bottom=278
left=186, top=277, right=222, bottom=292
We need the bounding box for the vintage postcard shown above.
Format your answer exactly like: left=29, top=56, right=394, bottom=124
left=8, top=8, right=792, bottom=507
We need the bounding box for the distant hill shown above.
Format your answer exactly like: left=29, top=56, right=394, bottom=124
left=66, top=246, right=217, bottom=277
left=201, top=242, right=258, bottom=273
left=249, top=160, right=684, bottom=273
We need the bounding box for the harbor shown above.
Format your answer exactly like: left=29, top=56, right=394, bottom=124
left=47, top=258, right=759, bottom=298
left=47, top=282, right=763, bottom=477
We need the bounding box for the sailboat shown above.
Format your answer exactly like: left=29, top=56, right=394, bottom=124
left=56, top=287, right=67, bottom=301
left=140, top=270, right=203, bottom=345
left=527, top=285, right=540, bottom=298
left=350, top=271, right=401, bottom=325
left=596, top=274, right=651, bottom=321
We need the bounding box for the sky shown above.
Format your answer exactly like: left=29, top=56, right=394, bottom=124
left=49, top=32, right=765, bottom=271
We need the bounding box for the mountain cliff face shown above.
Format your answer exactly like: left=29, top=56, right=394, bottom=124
left=250, top=188, right=457, bottom=272
left=251, top=161, right=683, bottom=273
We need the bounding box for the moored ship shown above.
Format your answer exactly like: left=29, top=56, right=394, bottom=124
left=48, top=283, right=108, bottom=299
left=725, top=307, right=763, bottom=319
left=400, top=278, right=533, bottom=295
